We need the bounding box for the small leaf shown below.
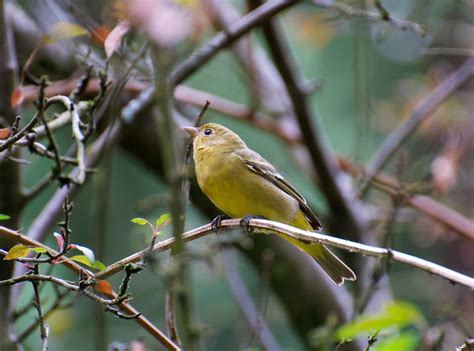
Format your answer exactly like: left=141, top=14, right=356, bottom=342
left=335, top=301, right=424, bottom=340
left=53, top=232, right=65, bottom=250
left=43, top=21, right=89, bottom=44
left=92, top=260, right=107, bottom=271
left=69, top=255, right=94, bottom=268
left=375, top=331, right=419, bottom=351
left=0, top=214, right=11, bottom=220
left=4, top=245, right=31, bottom=260
left=104, top=20, right=131, bottom=58
left=131, top=217, right=149, bottom=226
left=95, top=279, right=114, bottom=297
left=70, top=244, right=95, bottom=263
left=0, top=128, right=11, bottom=140
left=91, top=25, right=111, bottom=45
left=155, top=213, right=171, bottom=228
left=10, top=87, right=25, bottom=108
left=31, top=247, right=48, bottom=254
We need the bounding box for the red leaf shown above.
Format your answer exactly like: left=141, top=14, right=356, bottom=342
left=91, top=25, right=111, bottom=45
left=95, top=279, right=114, bottom=297
left=53, top=232, right=65, bottom=250
left=10, top=87, right=25, bottom=108
left=0, top=128, right=11, bottom=140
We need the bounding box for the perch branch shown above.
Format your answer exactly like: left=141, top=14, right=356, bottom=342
left=90, top=220, right=474, bottom=289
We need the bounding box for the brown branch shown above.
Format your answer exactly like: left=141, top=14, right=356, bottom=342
left=0, top=226, right=180, bottom=351
left=312, top=0, right=427, bottom=35
left=170, top=0, right=298, bottom=86
left=361, top=57, right=474, bottom=196
left=338, top=157, right=474, bottom=240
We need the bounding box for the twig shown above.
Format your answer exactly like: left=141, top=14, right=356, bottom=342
left=312, top=0, right=426, bottom=35
left=0, top=226, right=180, bottom=350
left=422, top=48, right=474, bottom=57
left=46, top=95, right=86, bottom=184
left=338, top=157, right=474, bottom=240
left=170, top=0, right=298, bottom=86
left=36, top=77, right=63, bottom=179
left=31, top=269, right=49, bottom=351
left=222, top=249, right=281, bottom=351
left=361, top=57, right=474, bottom=196
left=88, top=219, right=474, bottom=289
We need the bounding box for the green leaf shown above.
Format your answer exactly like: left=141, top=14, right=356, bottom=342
left=155, top=213, right=172, bottom=228
left=43, top=21, right=89, bottom=44
left=92, top=260, right=107, bottom=271
left=335, top=301, right=424, bottom=340
left=31, top=247, right=48, bottom=254
left=4, top=245, right=31, bottom=260
left=0, top=214, right=10, bottom=221
left=131, top=217, right=150, bottom=226
left=374, top=331, right=419, bottom=351
left=69, top=255, right=94, bottom=268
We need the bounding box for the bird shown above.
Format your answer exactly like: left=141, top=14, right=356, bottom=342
left=184, top=123, right=356, bottom=285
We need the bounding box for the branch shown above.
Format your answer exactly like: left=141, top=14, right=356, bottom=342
left=361, top=57, right=474, bottom=196
left=221, top=249, right=281, bottom=351
left=170, top=0, right=298, bottom=86
left=338, top=157, right=474, bottom=240
left=91, top=220, right=474, bottom=289
left=312, top=0, right=426, bottom=35
left=0, top=226, right=180, bottom=351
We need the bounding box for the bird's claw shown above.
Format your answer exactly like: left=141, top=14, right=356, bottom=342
left=211, top=215, right=230, bottom=233
left=239, top=215, right=266, bottom=234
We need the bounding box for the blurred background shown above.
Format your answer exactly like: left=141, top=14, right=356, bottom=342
left=0, top=0, right=473, bottom=350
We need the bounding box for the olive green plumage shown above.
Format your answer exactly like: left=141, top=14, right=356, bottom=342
left=185, top=123, right=356, bottom=285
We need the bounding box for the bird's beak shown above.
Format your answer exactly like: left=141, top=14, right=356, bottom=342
left=184, top=126, right=198, bottom=138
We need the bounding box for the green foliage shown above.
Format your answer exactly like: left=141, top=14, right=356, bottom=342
left=0, top=213, right=10, bottom=220
left=155, top=213, right=171, bottom=228
left=69, top=255, right=106, bottom=271
left=130, top=217, right=150, bottom=226
left=334, top=302, right=424, bottom=351
left=335, top=301, right=424, bottom=340
left=374, top=331, right=419, bottom=351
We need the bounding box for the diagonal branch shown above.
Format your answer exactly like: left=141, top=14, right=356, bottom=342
left=170, top=0, right=298, bottom=86
left=361, top=57, right=474, bottom=196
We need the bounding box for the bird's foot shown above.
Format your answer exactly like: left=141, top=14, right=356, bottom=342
left=240, top=215, right=267, bottom=235
left=211, top=214, right=230, bottom=233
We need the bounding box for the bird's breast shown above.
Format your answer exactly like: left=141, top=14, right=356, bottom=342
left=195, top=152, right=299, bottom=224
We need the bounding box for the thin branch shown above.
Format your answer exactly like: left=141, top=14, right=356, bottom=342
left=0, top=226, right=180, bottom=351
left=338, top=157, right=474, bottom=240
left=312, top=0, right=426, bottom=35
left=170, top=0, right=298, bottom=86
left=222, top=249, right=281, bottom=351
left=88, top=219, right=474, bottom=289
left=46, top=95, right=86, bottom=184
left=31, top=271, right=49, bottom=351
left=361, top=57, right=474, bottom=196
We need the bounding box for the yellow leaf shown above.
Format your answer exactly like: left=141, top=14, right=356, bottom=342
left=4, top=245, right=31, bottom=260
left=43, top=21, right=89, bottom=44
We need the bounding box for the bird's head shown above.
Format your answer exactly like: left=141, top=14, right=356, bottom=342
left=184, top=123, right=246, bottom=153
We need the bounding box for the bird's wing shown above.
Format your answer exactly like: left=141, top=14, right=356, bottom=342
left=236, top=149, right=322, bottom=230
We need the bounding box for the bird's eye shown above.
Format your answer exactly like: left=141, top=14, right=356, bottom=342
left=204, top=128, right=213, bottom=136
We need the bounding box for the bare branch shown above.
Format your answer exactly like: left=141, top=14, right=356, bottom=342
left=171, top=0, right=298, bottom=86
left=361, top=57, right=474, bottom=196
left=312, top=0, right=426, bottom=35
left=89, top=219, right=474, bottom=289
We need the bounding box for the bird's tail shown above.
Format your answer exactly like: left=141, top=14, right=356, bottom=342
left=286, top=237, right=356, bottom=285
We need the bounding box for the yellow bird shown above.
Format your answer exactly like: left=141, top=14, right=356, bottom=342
left=184, top=123, right=356, bottom=285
